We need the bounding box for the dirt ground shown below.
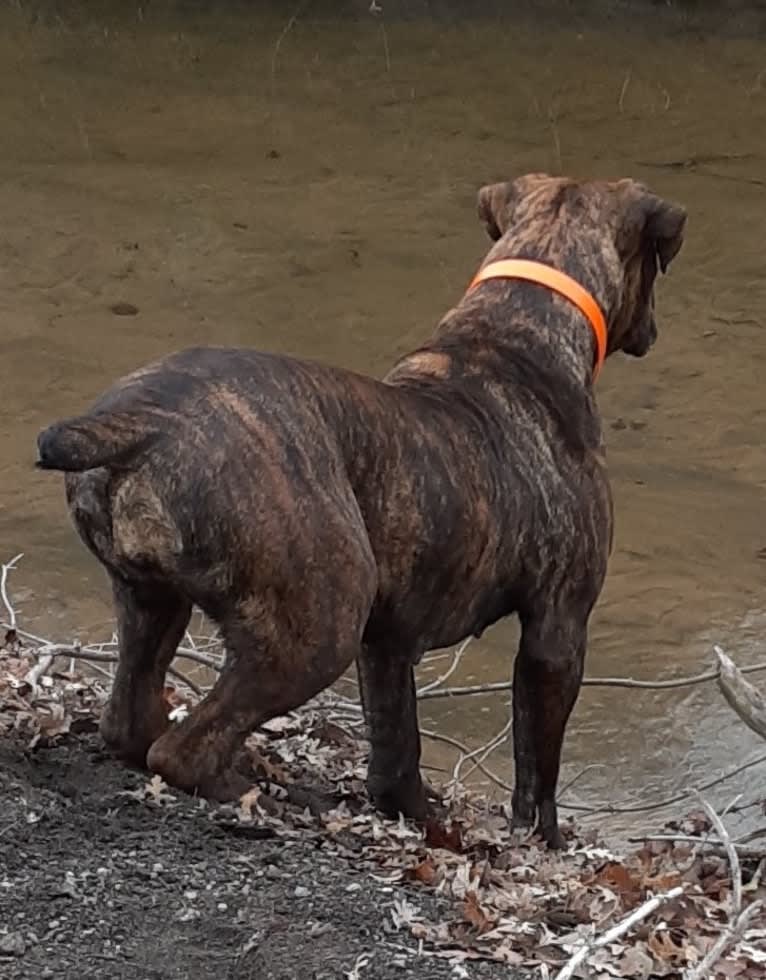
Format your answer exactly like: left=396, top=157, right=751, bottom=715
left=0, top=732, right=522, bottom=980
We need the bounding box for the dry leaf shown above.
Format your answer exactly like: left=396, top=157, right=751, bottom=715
left=237, top=787, right=263, bottom=821
left=462, top=891, right=493, bottom=934
left=618, top=944, right=655, bottom=979
left=408, top=859, right=439, bottom=886
left=424, top=818, right=463, bottom=853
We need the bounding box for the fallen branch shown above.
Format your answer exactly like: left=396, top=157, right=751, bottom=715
left=417, top=659, right=766, bottom=700
left=627, top=833, right=766, bottom=862
left=684, top=902, right=762, bottom=980
left=554, top=885, right=685, bottom=980
left=417, top=636, right=471, bottom=696
left=683, top=797, right=762, bottom=979
left=560, top=752, right=766, bottom=815
left=716, top=644, right=766, bottom=740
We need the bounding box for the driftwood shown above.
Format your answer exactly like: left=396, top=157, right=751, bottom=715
left=716, top=645, right=766, bottom=741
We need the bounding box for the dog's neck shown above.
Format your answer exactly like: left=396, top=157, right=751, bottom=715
left=434, top=234, right=622, bottom=389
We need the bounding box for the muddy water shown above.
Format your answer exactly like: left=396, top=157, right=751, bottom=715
left=1, top=3, right=765, bottom=839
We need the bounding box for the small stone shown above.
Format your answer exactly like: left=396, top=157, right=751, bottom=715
left=0, top=932, right=26, bottom=957
left=217, top=903, right=227, bottom=912
left=109, top=302, right=139, bottom=317
left=294, top=885, right=310, bottom=898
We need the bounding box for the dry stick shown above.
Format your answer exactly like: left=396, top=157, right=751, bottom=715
left=626, top=832, right=766, bottom=862
left=270, top=0, right=310, bottom=94
left=0, top=553, right=23, bottom=628
left=421, top=728, right=513, bottom=793
left=685, top=904, right=762, bottom=980
left=167, top=665, right=204, bottom=699
left=452, top=717, right=511, bottom=785
left=684, top=795, right=763, bottom=980
left=560, top=752, right=766, bottom=815
left=417, top=637, right=471, bottom=696
left=697, top=795, right=742, bottom=919
left=24, top=652, right=55, bottom=692
left=618, top=69, right=632, bottom=113
left=417, top=661, right=766, bottom=700
left=554, top=885, right=685, bottom=980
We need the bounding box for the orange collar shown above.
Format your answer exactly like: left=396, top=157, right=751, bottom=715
left=466, top=259, right=608, bottom=381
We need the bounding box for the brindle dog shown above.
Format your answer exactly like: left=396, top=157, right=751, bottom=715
left=36, top=173, right=686, bottom=848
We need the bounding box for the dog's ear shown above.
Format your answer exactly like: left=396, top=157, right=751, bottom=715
left=477, top=182, right=511, bottom=241
left=616, top=181, right=687, bottom=273
left=477, top=173, right=553, bottom=241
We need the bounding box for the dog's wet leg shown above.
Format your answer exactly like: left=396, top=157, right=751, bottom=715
left=100, top=577, right=192, bottom=766
left=512, top=612, right=587, bottom=849
left=357, top=643, right=428, bottom=821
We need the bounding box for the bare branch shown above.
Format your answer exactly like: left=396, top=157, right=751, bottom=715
left=716, top=645, right=766, bottom=740
left=697, top=795, right=743, bottom=914
left=685, top=903, right=762, bottom=980
left=560, top=752, right=766, bottom=815
left=417, top=637, right=471, bottom=696
left=0, top=553, right=24, bottom=629
left=417, top=660, right=766, bottom=701
left=554, top=886, right=685, bottom=980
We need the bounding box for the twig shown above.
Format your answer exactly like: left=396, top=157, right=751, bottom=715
left=451, top=717, right=511, bottom=785
left=270, top=0, right=310, bottom=95
left=627, top=833, right=766, bottom=862
left=554, top=885, right=684, bottom=980
left=417, top=637, right=471, bottom=696
left=558, top=763, right=608, bottom=799
left=684, top=903, right=762, bottom=980
left=0, top=554, right=24, bottom=628
left=167, top=665, right=204, bottom=698
left=561, top=752, right=766, bottom=815
left=618, top=69, right=631, bottom=113
left=417, top=660, right=766, bottom=700
left=24, top=653, right=55, bottom=693
left=421, top=728, right=513, bottom=793
left=697, top=795, right=742, bottom=915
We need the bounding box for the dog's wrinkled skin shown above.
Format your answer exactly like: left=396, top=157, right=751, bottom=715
left=36, top=174, right=685, bottom=848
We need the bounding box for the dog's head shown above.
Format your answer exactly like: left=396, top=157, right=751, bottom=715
left=476, top=174, right=686, bottom=360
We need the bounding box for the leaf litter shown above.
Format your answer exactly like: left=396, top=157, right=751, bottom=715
left=1, top=636, right=765, bottom=978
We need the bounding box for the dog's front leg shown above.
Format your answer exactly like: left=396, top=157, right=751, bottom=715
left=512, top=612, right=587, bottom=849
left=357, top=643, right=428, bottom=821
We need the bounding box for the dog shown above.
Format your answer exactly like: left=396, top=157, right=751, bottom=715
left=36, top=173, right=686, bottom=848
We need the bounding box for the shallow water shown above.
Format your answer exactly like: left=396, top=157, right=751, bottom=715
left=1, top=1, right=765, bottom=839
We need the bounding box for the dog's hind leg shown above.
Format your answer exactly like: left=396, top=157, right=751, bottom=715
left=146, top=553, right=377, bottom=802
left=100, top=577, right=192, bottom=767
left=357, top=643, right=428, bottom=821
left=511, top=610, right=587, bottom=849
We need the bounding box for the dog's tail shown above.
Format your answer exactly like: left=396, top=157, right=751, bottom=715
left=36, top=412, right=163, bottom=473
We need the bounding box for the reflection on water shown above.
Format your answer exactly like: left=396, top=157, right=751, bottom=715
left=1, top=1, right=765, bottom=839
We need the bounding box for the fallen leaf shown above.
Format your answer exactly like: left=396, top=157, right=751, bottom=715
left=647, top=929, right=687, bottom=965
left=408, top=858, right=439, bottom=886
left=462, top=891, right=493, bottom=934
left=618, top=944, right=654, bottom=979
left=237, top=787, right=263, bottom=821
left=425, top=818, right=463, bottom=853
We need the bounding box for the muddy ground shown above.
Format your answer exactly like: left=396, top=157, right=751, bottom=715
left=0, top=732, right=521, bottom=980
